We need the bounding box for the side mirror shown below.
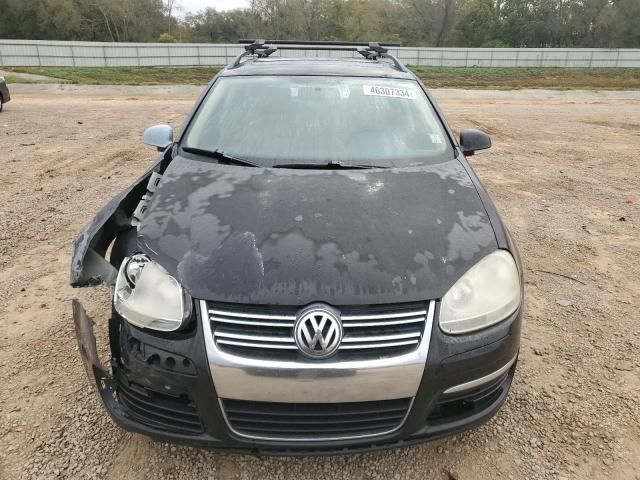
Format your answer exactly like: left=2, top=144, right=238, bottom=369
left=459, top=129, right=491, bottom=156
left=143, top=124, right=174, bottom=151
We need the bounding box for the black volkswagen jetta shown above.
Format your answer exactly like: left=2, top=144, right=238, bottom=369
left=71, top=42, right=523, bottom=454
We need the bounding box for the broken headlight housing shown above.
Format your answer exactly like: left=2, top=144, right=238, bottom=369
left=114, top=254, right=191, bottom=332
left=439, top=250, right=521, bottom=335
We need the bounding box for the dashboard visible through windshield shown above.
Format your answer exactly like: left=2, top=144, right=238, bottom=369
left=182, top=76, right=453, bottom=168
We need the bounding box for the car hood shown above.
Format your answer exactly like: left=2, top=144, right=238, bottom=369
left=137, top=156, right=497, bottom=305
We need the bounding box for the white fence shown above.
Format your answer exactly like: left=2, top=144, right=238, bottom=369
left=1, top=39, right=639, bottom=68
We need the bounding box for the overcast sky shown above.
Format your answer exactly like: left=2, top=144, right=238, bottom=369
left=179, top=0, right=249, bottom=14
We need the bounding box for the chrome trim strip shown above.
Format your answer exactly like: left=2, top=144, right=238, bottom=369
left=341, top=310, right=427, bottom=321
left=342, top=317, right=425, bottom=327
left=210, top=316, right=295, bottom=327
left=218, top=397, right=415, bottom=442
left=216, top=339, right=299, bottom=350
left=208, top=308, right=296, bottom=321
left=443, top=354, right=518, bottom=395
left=341, top=331, right=421, bottom=343
left=216, top=339, right=421, bottom=351
left=338, top=339, right=419, bottom=350
left=215, top=331, right=295, bottom=343
left=201, top=300, right=435, bottom=403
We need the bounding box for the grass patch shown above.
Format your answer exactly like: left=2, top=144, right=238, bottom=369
left=410, top=66, right=640, bottom=89
left=4, top=67, right=221, bottom=85
left=2, top=74, right=50, bottom=84
left=3, top=66, right=640, bottom=89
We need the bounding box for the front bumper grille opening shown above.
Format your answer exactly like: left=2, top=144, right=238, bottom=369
left=222, top=398, right=412, bottom=440
left=206, top=301, right=430, bottom=360
left=427, top=372, right=509, bottom=425
left=117, top=381, right=204, bottom=434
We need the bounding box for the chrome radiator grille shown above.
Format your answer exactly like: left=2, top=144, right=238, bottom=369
left=203, top=301, right=432, bottom=359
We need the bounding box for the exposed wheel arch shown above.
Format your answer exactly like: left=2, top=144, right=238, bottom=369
left=109, top=227, right=138, bottom=269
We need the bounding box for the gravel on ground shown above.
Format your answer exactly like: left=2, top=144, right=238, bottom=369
left=0, top=86, right=638, bottom=480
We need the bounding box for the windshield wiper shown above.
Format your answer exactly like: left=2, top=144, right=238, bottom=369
left=182, top=147, right=262, bottom=168
left=273, top=161, right=389, bottom=170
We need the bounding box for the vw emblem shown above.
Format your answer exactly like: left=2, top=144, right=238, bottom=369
left=294, top=306, right=343, bottom=359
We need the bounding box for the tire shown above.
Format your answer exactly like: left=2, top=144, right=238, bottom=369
left=0, top=95, right=3, bottom=113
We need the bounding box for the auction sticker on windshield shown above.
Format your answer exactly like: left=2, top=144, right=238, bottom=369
left=363, top=85, right=417, bottom=99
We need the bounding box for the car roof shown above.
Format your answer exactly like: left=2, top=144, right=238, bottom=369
left=219, top=57, right=416, bottom=80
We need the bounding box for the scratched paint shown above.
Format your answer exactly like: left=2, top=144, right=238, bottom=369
left=128, top=155, right=498, bottom=305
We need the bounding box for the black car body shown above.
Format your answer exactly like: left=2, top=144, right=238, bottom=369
left=71, top=42, right=522, bottom=454
left=0, top=76, right=10, bottom=112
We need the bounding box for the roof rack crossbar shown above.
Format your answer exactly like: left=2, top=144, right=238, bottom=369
left=275, top=45, right=371, bottom=52
left=239, top=39, right=401, bottom=47
left=231, top=40, right=407, bottom=72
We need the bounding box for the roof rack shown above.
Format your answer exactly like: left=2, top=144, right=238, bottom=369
left=229, top=40, right=276, bottom=67
left=238, top=40, right=402, bottom=47
left=231, top=40, right=407, bottom=72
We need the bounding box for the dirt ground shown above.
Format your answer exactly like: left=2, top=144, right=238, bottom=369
left=0, top=85, right=639, bottom=480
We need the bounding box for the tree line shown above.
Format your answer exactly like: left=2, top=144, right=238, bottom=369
left=0, top=0, right=638, bottom=48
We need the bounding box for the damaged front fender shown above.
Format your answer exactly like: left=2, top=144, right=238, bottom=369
left=72, top=299, right=147, bottom=432
left=72, top=299, right=111, bottom=386
left=72, top=299, right=120, bottom=409
left=70, top=153, right=173, bottom=427
left=69, top=158, right=166, bottom=287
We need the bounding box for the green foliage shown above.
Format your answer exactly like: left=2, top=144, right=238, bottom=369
left=0, top=0, right=638, bottom=47
left=158, top=33, right=178, bottom=43
left=0, top=0, right=167, bottom=42
left=481, top=39, right=509, bottom=48
left=454, top=0, right=499, bottom=47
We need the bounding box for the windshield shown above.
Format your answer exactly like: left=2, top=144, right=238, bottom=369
left=182, top=76, right=453, bottom=168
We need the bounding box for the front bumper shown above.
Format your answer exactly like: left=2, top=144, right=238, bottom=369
left=73, top=299, right=521, bottom=455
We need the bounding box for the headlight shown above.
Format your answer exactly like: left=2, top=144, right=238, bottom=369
left=439, top=250, right=521, bottom=334
left=114, top=254, right=191, bottom=331
left=124, top=254, right=149, bottom=286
